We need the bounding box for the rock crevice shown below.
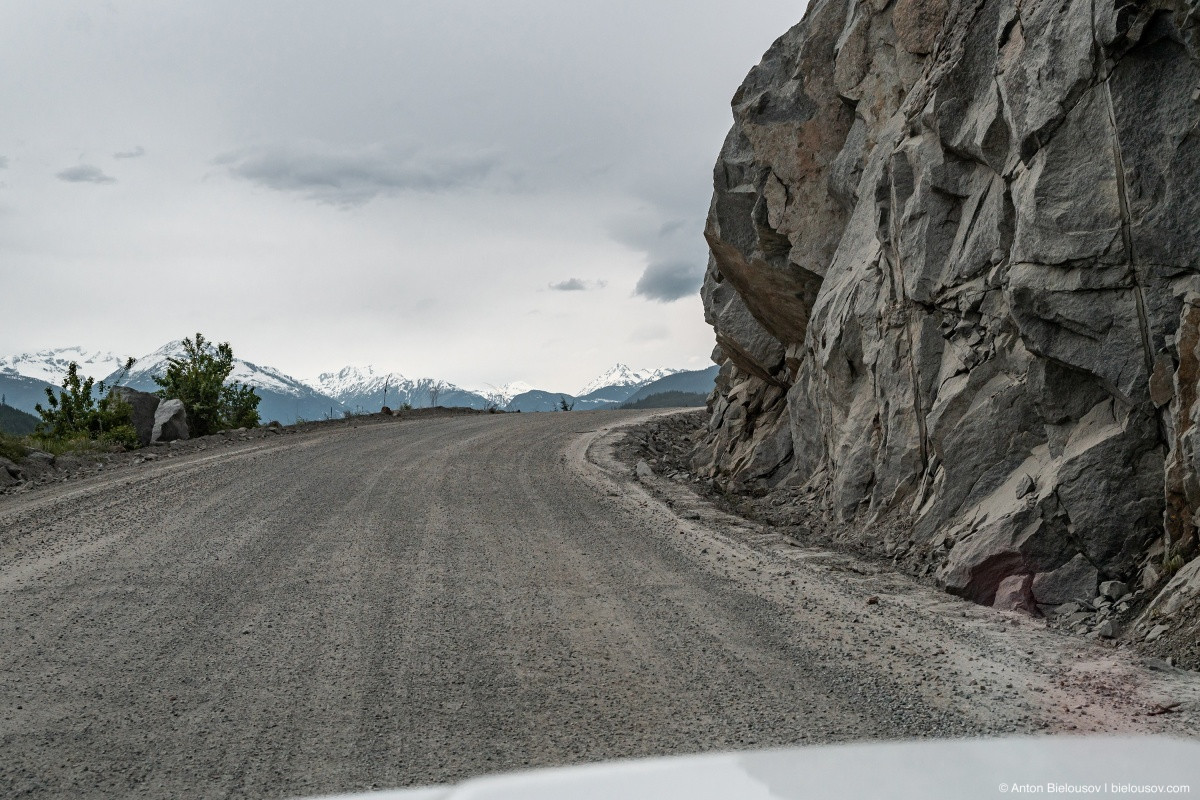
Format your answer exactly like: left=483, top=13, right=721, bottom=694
left=697, top=0, right=1200, bottom=610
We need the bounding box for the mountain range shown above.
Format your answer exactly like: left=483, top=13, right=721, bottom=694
left=0, top=344, right=716, bottom=425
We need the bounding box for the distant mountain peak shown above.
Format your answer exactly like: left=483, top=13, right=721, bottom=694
left=465, top=380, right=535, bottom=405
left=577, top=364, right=682, bottom=396
left=308, top=365, right=490, bottom=410
left=308, top=365, right=411, bottom=397
left=0, top=346, right=128, bottom=384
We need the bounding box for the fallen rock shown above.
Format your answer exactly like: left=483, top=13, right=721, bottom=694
left=1146, top=624, right=1170, bottom=643
left=0, top=457, right=21, bottom=487
left=1042, top=601, right=1082, bottom=618
left=152, top=399, right=190, bottom=444
left=1144, top=556, right=1200, bottom=620
left=992, top=574, right=1036, bottom=614
left=24, top=450, right=53, bottom=467
left=1032, top=555, right=1099, bottom=606
left=1096, top=619, right=1118, bottom=639
left=635, top=460, right=655, bottom=480
left=112, top=386, right=160, bottom=447
left=1099, top=580, right=1129, bottom=602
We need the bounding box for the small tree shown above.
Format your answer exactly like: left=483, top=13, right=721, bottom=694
left=223, top=382, right=262, bottom=429
left=35, top=361, right=138, bottom=447
left=428, top=380, right=444, bottom=407
left=484, top=389, right=505, bottom=413
left=154, top=333, right=261, bottom=435
left=557, top=395, right=575, bottom=412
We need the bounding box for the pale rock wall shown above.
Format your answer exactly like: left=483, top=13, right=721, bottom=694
left=696, top=0, right=1200, bottom=606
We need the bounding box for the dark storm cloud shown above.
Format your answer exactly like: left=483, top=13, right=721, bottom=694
left=634, top=260, right=703, bottom=303
left=548, top=278, right=606, bottom=291
left=113, top=146, right=145, bottom=159
left=610, top=214, right=706, bottom=303
left=215, top=143, right=503, bottom=207
left=56, top=164, right=116, bottom=184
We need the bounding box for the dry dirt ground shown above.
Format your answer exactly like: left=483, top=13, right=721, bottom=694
left=1, top=409, right=1197, bottom=799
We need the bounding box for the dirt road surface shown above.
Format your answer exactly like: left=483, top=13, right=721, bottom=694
left=2, top=410, right=1197, bottom=798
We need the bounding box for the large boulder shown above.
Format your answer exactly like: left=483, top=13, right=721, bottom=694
left=0, top=456, right=22, bottom=487
left=696, top=0, right=1200, bottom=605
left=1031, top=554, right=1099, bottom=608
left=112, top=386, right=160, bottom=447
left=151, top=399, right=190, bottom=443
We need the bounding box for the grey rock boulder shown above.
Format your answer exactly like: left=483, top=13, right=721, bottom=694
left=1099, top=580, right=1130, bottom=602
left=112, top=386, right=160, bottom=447
left=993, top=574, right=1036, bottom=614
left=0, top=456, right=22, bottom=487
left=152, top=399, right=190, bottom=444
left=1031, top=555, right=1099, bottom=607
left=1146, top=624, right=1170, bottom=643
left=1145, top=556, right=1200, bottom=621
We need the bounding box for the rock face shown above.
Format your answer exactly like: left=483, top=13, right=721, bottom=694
left=112, top=386, right=161, bottom=447
left=152, top=399, right=190, bottom=444
left=696, top=0, right=1200, bottom=606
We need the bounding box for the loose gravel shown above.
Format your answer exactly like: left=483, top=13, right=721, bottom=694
left=0, top=409, right=1196, bottom=799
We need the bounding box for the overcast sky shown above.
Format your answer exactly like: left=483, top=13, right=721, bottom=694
left=1, top=1, right=805, bottom=392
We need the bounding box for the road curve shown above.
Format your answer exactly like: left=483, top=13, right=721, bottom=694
left=1, top=410, right=1196, bottom=798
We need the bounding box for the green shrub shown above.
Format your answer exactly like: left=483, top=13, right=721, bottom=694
left=154, top=333, right=261, bottom=435
left=222, top=382, right=262, bottom=429
left=34, top=362, right=139, bottom=449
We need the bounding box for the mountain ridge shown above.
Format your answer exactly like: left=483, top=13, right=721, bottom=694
left=0, top=346, right=698, bottom=422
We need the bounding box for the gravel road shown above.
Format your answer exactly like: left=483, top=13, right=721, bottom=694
left=2, top=410, right=1197, bottom=798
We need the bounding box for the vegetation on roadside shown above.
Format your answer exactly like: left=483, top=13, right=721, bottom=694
left=154, top=333, right=261, bottom=436
left=34, top=361, right=139, bottom=449
left=557, top=396, right=575, bottom=412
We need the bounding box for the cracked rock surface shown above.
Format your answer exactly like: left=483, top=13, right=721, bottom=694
left=697, top=0, right=1200, bottom=625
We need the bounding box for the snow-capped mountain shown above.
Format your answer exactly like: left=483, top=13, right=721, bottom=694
left=116, top=340, right=318, bottom=398
left=0, top=347, right=128, bottom=384
left=469, top=381, right=534, bottom=406
left=109, top=340, right=343, bottom=425
left=308, top=365, right=401, bottom=401
left=577, top=364, right=682, bottom=397
left=0, top=343, right=703, bottom=420
left=308, top=366, right=490, bottom=411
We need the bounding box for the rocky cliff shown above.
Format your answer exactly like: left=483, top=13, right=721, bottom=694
left=696, top=0, right=1200, bottom=616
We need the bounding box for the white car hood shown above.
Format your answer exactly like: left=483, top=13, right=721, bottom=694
left=311, top=736, right=1200, bottom=799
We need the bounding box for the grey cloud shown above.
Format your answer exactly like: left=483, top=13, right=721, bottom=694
left=549, top=278, right=606, bottom=291
left=113, top=146, right=145, bottom=159
left=0, top=156, right=8, bottom=169
left=610, top=213, right=706, bottom=303
left=56, top=164, right=116, bottom=184
left=634, top=260, right=703, bottom=303
left=216, top=142, right=502, bottom=207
